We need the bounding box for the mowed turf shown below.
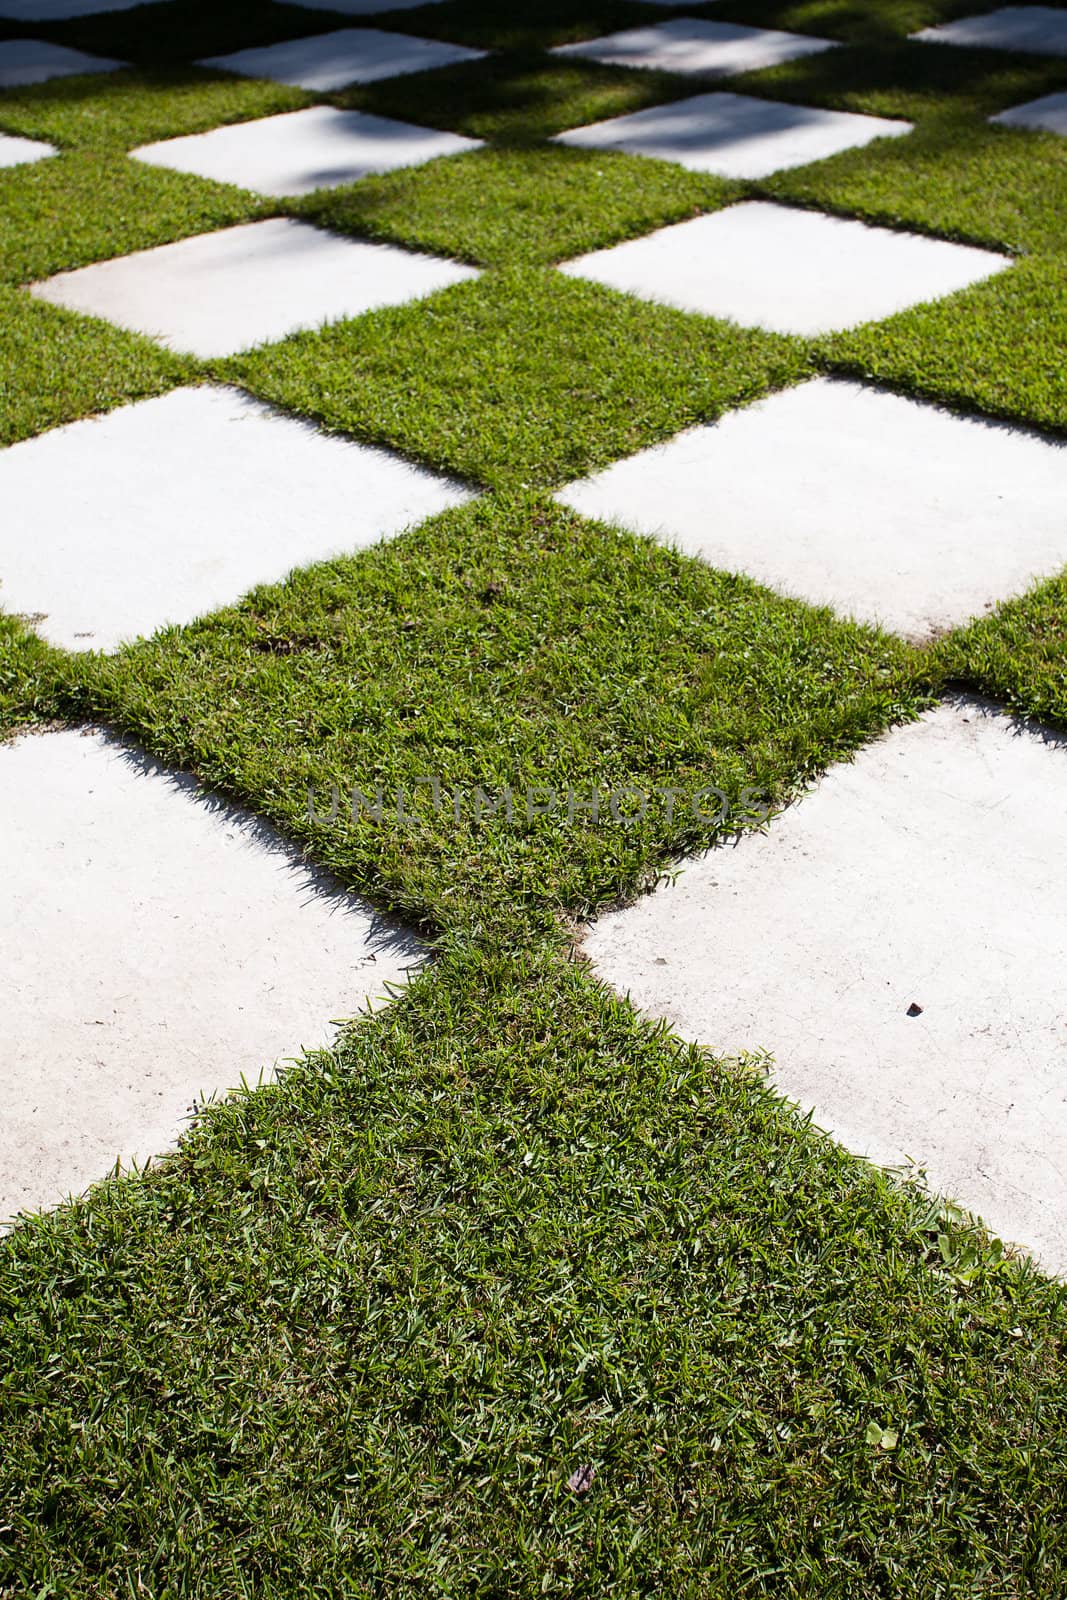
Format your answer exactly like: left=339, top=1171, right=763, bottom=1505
left=52, top=494, right=925, bottom=933
left=935, top=573, right=1067, bottom=730
left=3, top=944, right=1066, bottom=1598
left=0, top=288, right=189, bottom=447
left=223, top=272, right=809, bottom=491
left=1, top=0, right=1066, bottom=1593
left=293, top=144, right=741, bottom=269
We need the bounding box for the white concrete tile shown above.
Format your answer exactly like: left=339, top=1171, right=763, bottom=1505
left=913, top=6, right=1067, bottom=55
left=30, top=217, right=479, bottom=359
left=990, top=87, right=1067, bottom=132
left=0, top=0, right=164, bottom=15
left=559, top=201, right=1010, bottom=335
left=556, top=378, right=1067, bottom=639
left=0, top=727, right=424, bottom=1221
left=555, top=91, right=912, bottom=179
left=584, top=701, right=1067, bottom=1277
left=132, top=105, right=481, bottom=198
left=551, top=18, right=837, bottom=78
left=0, top=130, right=55, bottom=168
left=0, top=39, right=126, bottom=86
left=0, top=385, right=473, bottom=653
left=200, top=28, right=486, bottom=91
left=287, top=0, right=449, bottom=10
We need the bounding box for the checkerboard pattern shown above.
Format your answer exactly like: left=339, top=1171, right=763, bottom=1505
left=2, top=0, right=1066, bottom=1269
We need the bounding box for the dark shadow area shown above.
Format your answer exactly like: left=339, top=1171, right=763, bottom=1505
left=343, top=48, right=697, bottom=143
left=0, top=0, right=670, bottom=63
left=731, top=35, right=1067, bottom=118
left=0, top=59, right=290, bottom=119
left=0, top=0, right=352, bottom=66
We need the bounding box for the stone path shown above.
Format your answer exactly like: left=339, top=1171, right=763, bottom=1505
left=31, top=218, right=479, bottom=357
left=1, top=728, right=423, bottom=1221
left=559, top=202, right=1008, bottom=333
left=132, top=105, right=482, bottom=197
left=584, top=701, right=1067, bottom=1276
left=0, top=130, right=54, bottom=168
left=552, top=19, right=838, bottom=78
left=199, top=28, right=486, bottom=91
left=0, top=0, right=164, bottom=16
left=555, top=93, right=913, bottom=179
left=557, top=377, right=1067, bottom=639
left=991, top=88, right=1067, bottom=133
left=913, top=6, right=1067, bottom=55
left=0, top=386, right=472, bottom=651
left=2, top=2, right=1066, bottom=1277
left=0, top=40, right=125, bottom=86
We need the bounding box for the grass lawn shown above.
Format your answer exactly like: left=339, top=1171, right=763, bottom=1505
left=223, top=276, right=809, bottom=491
left=4, top=943, right=1066, bottom=1597
left=1, top=0, right=1065, bottom=1592
left=935, top=573, right=1067, bottom=729
left=67, top=494, right=924, bottom=933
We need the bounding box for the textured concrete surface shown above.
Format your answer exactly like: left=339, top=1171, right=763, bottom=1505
left=991, top=88, right=1067, bottom=133
left=584, top=701, right=1067, bottom=1277
left=560, top=201, right=1010, bottom=335
left=913, top=6, right=1067, bottom=54
left=0, top=728, right=424, bottom=1222
left=200, top=27, right=485, bottom=90
left=0, top=38, right=125, bottom=85
left=0, top=385, right=473, bottom=652
left=552, top=18, right=836, bottom=77
left=556, top=377, right=1067, bottom=639
left=0, top=0, right=162, bottom=15
left=31, top=217, right=478, bottom=358
left=0, top=130, right=55, bottom=168
left=133, top=105, right=481, bottom=197
left=556, top=91, right=911, bottom=178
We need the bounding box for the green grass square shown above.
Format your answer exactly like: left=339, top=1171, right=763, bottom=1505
left=934, top=574, right=1067, bottom=731
left=0, top=66, right=311, bottom=151
left=0, top=287, right=190, bottom=447
left=0, top=150, right=264, bottom=288
left=732, top=38, right=1067, bottom=123
left=765, top=122, right=1067, bottom=255
left=293, top=145, right=738, bottom=269
left=2, top=941, right=1063, bottom=1596
left=68, top=493, right=925, bottom=934
left=224, top=267, right=810, bottom=491
left=820, top=254, right=1067, bottom=436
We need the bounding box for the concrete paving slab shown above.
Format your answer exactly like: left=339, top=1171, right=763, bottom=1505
left=990, top=87, right=1067, bottom=133
left=0, top=0, right=164, bottom=15
left=200, top=28, right=486, bottom=91
left=551, top=18, right=837, bottom=78
left=555, top=90, right=911, bottom=179
left=30, top=217, right=479, bottom=359
left=556, top=378, right=1067, bottom=639
left=0, top=130, right=55, bottom=168
left=0, top=727, right=424, bottom=1222
left=132, top=105, right=481, bottom=198
left=913, top=6, right=1067, bottom=55
left=584, top=700, right=1067, bottom=1277
left=559, top=201, right=1010, bottom=335
left=0, top=385, right=474, bottom=652
left=0, top=39, right=125, bottom=86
